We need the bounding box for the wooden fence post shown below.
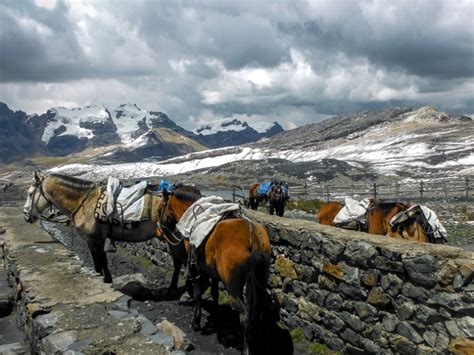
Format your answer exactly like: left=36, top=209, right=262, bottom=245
left=443, top=181, right=448, bottom=203
left=373, top=182, right=377, bottom=200
left=232, top=186, right=236, bottom=203
left=466, top=177, right=470, bottom=198
left=304, top=183, right=308, bottom=198
left=326, top=186, right=330, bottom=202
left=420, top=181, right=424, bottom=204
left=395, top=182, right=400, bottom=202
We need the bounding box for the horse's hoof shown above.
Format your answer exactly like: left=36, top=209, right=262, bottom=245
left=104, top=276, right=113, bottom=284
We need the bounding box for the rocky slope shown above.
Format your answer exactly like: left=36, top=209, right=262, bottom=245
left=50, top=107, right=473, bottom=187
left=0, top=103, right=43, bottom=163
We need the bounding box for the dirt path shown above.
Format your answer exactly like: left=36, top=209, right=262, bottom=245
left=43, top=222, right=244, bottom=354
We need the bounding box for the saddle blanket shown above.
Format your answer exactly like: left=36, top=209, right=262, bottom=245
left=106, top=176, right=146, bottom=222
left=333, top=197, right=371, bottom=225
left=176, top=196, right=241, bottom=248
left=390, top=205, right=448, bottom=242
left=257, top=181, right=273, bottom=195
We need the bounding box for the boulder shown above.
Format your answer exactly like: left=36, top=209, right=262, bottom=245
left=112, top=273, right=154, bottom=299
left=156, top=320, right=193, bottom=351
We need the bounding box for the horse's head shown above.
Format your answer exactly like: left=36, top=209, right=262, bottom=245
left=269, top=184, right=285, bottom=203
left=155, top=184, right=202, bottom=240
left=155, top=187, right=176, bottom=240
left=23, top=171, right=51, bottom=223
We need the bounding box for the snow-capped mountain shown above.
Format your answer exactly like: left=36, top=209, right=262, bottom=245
left=50, top=107, right=473, bottom=184
left=193, top=118, right=283, bottom=148
left=14, top=103, right=206, bottom=161
left=0, top=102, right=283, bottom=163
left=0, top=102, right=41, bottom=163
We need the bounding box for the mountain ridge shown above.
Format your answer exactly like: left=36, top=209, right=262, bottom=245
left=49, top=106, right=474, bottom=185
left=0, top=102, right=284, bottom=163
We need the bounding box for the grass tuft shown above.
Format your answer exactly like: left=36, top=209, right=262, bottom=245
left=290, top=328, right=305, bottom=343
left=287, top=199, right=325, bottom=214
left=308, top=342, right=333, bottom=354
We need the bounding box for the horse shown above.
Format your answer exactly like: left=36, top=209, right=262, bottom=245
left=316, top=201, right=344, bottom=226
left=23, top=171, right=162, bottom=283
left=317, top=200, right=434, bottom=243
left=268, top=183, right=288, bottom=217
left=157, top=184, right=202, bottom=298
left=156, top=187, right=271, bottom=354
left=247, top=183, right=268, bottom=210
left=385, top=205, right=447, bottom=244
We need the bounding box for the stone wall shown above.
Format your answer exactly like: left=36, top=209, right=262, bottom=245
left=125, top=210, right=474, bottom=354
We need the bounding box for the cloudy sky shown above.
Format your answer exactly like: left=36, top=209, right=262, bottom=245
left=1, top=0, right=473, bottom=130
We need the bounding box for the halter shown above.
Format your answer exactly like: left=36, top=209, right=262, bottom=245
left=26, top=178, right=60, bottom=223
left=156, top=195, right=184, bottom=246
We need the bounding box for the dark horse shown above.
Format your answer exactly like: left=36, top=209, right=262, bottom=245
left=156, top=187, right=271, bottom=354
left=157, top=184, right=202, bottom=298
left=317, top=200, right=438, bottom=243
left=23, top=172, right=162, bottom=283
left=268, top=183, right=288, bottom=217
left=247, top=183, right=268, bottom=210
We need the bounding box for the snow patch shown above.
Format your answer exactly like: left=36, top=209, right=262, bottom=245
left=41, top=105, right=109, bottom=144
left=194, top=118, right=249, bottom=136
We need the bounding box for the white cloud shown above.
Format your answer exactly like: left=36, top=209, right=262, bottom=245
left=1, top=0, right=472, bottom=128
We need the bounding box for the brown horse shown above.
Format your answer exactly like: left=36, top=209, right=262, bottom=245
left=157, top=184, right=202, bottom=298
left=317, top=200, right=434, bottom=243
left=316, top=201, right=344, bottom=226
left=247, top=183, right=268, bottom=210
left=268, top=183, right=289, bottom=217
left=156, top=188, right=271, bottom=354
left=23, top=171, right=162, bottom=283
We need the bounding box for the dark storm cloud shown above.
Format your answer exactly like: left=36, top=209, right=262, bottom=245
left=0, top=0, right=85, bottom=81
left=0, top=0, right=472, bottom=126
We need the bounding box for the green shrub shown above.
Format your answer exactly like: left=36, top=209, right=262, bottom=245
left=459, top=205, right=474, bottom=221
left=290, top=328, right=305, bottom=343
left=308, top=342, right=339, bottom=354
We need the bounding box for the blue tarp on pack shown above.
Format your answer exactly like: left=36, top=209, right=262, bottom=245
left=157, top=179, right=173, bottom=192
left=257, top=181, right=274, bottom=195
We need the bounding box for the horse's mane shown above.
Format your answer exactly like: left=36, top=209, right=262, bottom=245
left=373, top=201, right=410, bottom=213
left=171, top=184, right=202, bottom=202
left=49, top=173, right=96, bottom=191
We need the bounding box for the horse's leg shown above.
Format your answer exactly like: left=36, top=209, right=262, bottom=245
left=211, top=279, right=219, bottom=306
left=236, top=298, right=249, bottom=355
left=86, top=239, right=102, bottom=275
left=269, top=203, right=274, bottom=215
left=166, top=259, right=182, bottom=299
left=99, top=247, right=113, bottom=283
left=191, top=279, right=204, bottom=330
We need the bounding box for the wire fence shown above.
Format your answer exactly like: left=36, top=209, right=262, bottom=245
left=288, top=177, right=472, bottom=203
left=232, top=177, right=472, bottom=204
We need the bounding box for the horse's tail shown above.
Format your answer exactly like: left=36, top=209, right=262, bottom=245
left=245, top=250, right=270, bottom=353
